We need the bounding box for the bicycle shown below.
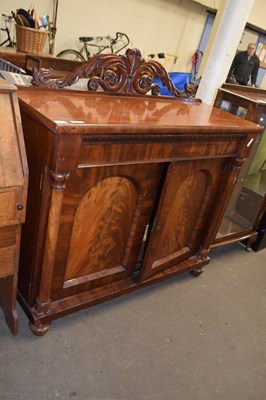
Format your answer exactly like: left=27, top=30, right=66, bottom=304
left=0, top=14, right=15, bottom=47
left=57, top=32, right=130, bottom=62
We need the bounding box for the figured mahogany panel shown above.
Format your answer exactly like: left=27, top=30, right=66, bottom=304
left=139, top=158, right=227, bottom=281
left=65, top=177, right=137, bottom=280
left=50, top=162, right=162, bottom=299
left=154, top=170, right=207, bottom=259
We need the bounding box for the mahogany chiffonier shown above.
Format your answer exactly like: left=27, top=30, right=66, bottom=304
left=0, top=79, right=28, bottom=334
left=213, top=83, right=266, bottom=250
left=16, top=50, right=262, bottom=335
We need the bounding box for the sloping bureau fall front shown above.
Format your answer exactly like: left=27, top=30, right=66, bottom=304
left=0, top=79, right=28, bottom=335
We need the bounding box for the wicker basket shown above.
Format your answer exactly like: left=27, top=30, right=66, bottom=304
left=16, top=25, right=49, bottom=54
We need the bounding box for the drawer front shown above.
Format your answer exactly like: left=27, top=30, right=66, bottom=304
left=0, top=246, right=16, bottom=278
left=54, top=134, right=243, bottom=171
left=78, top=139, right=241, bottom=167
left=0, top=191, right=23, bottom=226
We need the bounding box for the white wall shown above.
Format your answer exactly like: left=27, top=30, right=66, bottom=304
left=248, top=0, right=266, bottom=30
left=1, top=0, right=266, bottom=72
left=193, top=0, right=266, bottom=30
left=1, top=0, right=207, bottom=72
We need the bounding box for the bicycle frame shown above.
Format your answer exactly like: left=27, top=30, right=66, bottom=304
left=83, top=32, right=130, bottom=57
left=112, top=32, right=130, bottom=54
left=56, top=32, right=130, bottom=62
left=0, top=15, right=14, bottom=47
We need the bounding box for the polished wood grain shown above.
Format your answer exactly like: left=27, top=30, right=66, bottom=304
left=18, top=87, right=259, bottom=134
left=139, top=158, right=227, bottom=281
left=52, top=163, right=161, bottom=299
left=16, top=85, right=262, bottom=335
left=0, top=79, right=28, bottom=334
left=65, top=177, right=137, bottom=280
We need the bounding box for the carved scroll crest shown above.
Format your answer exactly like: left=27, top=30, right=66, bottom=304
left=32, top=48, right=199, bottom=99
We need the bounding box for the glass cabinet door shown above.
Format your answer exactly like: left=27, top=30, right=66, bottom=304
left=215, top=115, right=266, bottom=240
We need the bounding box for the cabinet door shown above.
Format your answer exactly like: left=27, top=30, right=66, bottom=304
left=51, top=163, right=161, bottom=300
left=139, top=158, right=227, bottom=281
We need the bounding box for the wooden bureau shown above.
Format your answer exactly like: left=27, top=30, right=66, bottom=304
left=15, top=50, right=263, bottom=335
left=0, top=79, right=28, bottom=334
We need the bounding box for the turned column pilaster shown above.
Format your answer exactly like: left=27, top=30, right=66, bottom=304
left=36, top=170, right=70, bottom=314
left=197, top=156, right=245, bottom=262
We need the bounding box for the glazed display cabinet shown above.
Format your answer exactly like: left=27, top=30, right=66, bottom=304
left=213, top=83, right=266, bottom=250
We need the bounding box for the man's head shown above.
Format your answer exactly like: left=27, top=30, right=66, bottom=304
left=247, top=43, right=256, bottom=56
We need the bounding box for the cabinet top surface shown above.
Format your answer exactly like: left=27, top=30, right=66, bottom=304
left=18, top=87, right=262, bottom=135
left=221, top=84, right=266, bottom=104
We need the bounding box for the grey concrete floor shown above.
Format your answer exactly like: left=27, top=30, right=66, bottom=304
left=0, top=243, right=265, bottom=400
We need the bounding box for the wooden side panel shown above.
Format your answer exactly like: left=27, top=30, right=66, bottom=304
left=0, top=226, right=17, bottom=278
left=0, top=225, right=21, bottom=335
left=65, top=177, right=137, bottom=280
left=18, top=114, right=53, bottom=304
left=0, top=247, right=16, bottom=278
left=139, top=158, right=227, bottom=281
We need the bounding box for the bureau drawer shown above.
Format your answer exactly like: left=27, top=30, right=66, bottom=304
left=0, top=246, right=16, bottom=278
left=0, top=191, right=23, bottom=226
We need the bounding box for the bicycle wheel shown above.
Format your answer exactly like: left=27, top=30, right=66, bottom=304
left=56, top=49, right=86, bottom=62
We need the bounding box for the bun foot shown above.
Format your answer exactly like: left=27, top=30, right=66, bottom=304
left=245, top=245, right=253, bottom=252
left=245, top=234, right=257, bottom=252
left=190, top=266, right=205, bottom=277
left=29, top=321, right=51, bottom=336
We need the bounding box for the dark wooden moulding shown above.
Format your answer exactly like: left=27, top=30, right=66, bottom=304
left=16, top=49, right=263, bottom=335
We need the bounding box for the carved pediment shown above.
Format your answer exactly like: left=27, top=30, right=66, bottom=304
left=32, top=48, right=199, bottom=100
